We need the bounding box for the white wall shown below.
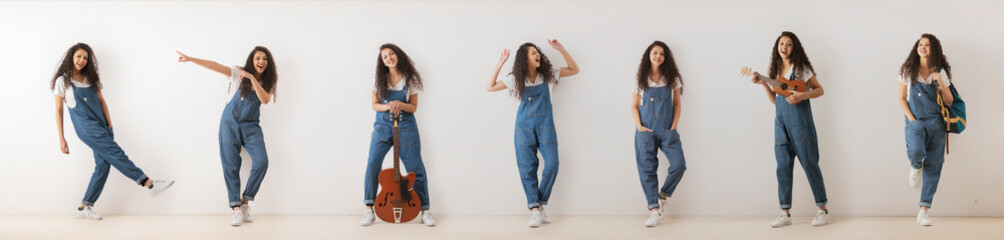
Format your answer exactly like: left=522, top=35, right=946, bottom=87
left=1, top=0, right=1002, bottom=217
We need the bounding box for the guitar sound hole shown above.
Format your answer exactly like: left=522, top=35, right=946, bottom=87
left=780, top=83, right=789, bottom=90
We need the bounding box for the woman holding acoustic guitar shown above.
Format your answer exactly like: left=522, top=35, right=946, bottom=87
left=486, top=39, right=579, bottom=228
left=897, top=33, right=954, bottom=227
left=360, top=43, right=436, bottom=227
left=631, top=41, right=687, bottom=227
left=745, top=31, right=830, bottom=228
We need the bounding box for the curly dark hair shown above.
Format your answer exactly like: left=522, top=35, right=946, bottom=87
left=768, top=31, right=815, bottom=80
left=899, top=33, right=952, bottom=83
left=375, top=43, right=423, bottom=100
left=636, top=41, right=683, bottom=94
left=239, top=46, right=278, bottom=98
left=508, top=42, right=555, bottom=98
left=50, top=43, right=101, bottom=90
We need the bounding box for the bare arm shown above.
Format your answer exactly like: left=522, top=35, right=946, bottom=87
left=670, top=89, right=682, bottom=130
left=631, top=93, right=653, bottom=132
left=97, top=89, right=113, bottom=128
left=371, top=91, right=418, bottom=114
left=786, top=76, right=824, bottom=104
left=54, top=95, right=69, bottom=154
left=236, top=70, right=274, bottom=104
left=486, top=49, right=510, bottom=92
left=898, top=83, right=916, bottom=121
left=176, top=51, right=231, bottom=77
left=548, top=39, right=580, bottom=77
left=750, top=72, right=777, bottom=104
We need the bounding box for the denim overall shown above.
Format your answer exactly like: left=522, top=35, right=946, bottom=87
left=514, top=83, right=559, bottom=210
left=68, top=83, right=148, bottom=206
left=363, top=85, right=430, bottom=210
left=634, top=86, right=687, bottom=210
left=219, top=89, right=269, bottom=208
left=905, top=80, right=947, bottom=208
left=774, top=71, right=827, bottom=210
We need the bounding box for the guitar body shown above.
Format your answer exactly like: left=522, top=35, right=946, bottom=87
left=374, top=170, right=421, bottom=223
left=771, top=76, right=809, bottom=97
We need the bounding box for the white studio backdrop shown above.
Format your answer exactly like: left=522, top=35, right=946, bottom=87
left=1, top=0, right=1002, bottom=217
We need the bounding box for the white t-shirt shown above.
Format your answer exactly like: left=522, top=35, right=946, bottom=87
left=372, top=77, right=422, bottom=102
left=224, top=66, right=245, bottom=103
left=499, top=67, right=560, bottom=98
left=52, top=75, right=92, bottom=109
left=898, top=69, right=951, bottom=101
left=633, top=78, right=682, bottom=106
left=780, top=65, right=815, bottom=82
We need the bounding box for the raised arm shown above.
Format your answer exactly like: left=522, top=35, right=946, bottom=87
left=486, top=49, right=509, bottom=92
left=548, top=39, right=579, bottom=77
left=54, top=95, right=69, bottom=154
left=176, top=51, right=231, bottom=77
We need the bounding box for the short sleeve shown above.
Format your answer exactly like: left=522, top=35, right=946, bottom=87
left=802, top=69, right=815, bottom=82
left=52, top=76, right=66, bottom=97
left=230, top=66, right=242, bottom=83
left=500, top=74, right=516, bottom=91
left=408, top=85, right=421, bottom=96
left=940, top=69, right=952, bottom=84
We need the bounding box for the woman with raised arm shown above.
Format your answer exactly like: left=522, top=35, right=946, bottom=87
left=486, top=39, right=579, bottom=228
left=176, top=47, right=277, bottom=227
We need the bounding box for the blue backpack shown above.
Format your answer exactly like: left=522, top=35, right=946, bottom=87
left=938, top=81, right=966, bottom=134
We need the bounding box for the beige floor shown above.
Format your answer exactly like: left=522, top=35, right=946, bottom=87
left=1, top=215, right=1002, bottom=240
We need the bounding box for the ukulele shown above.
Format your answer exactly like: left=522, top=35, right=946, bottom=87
left=373, top=114, right=422, bottom=223
left=740, top=66, right=809, bottom=97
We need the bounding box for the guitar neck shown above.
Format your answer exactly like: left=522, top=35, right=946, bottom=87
left=392, top=120, right=401, bottom=181
left=755, top=73, right=782, bottom=87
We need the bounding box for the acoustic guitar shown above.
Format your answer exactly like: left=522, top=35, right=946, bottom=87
left=740, top=66, right=809, bottom=97
left=373, top=114, right=422, bottom=223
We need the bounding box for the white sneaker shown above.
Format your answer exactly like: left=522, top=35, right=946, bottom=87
left=241, top=204, right=253, bottom=223
left=644, top=211, right=663, bottom=227
left=540, top=206, right=552, bottom=224
left=421, top=211, right=437, bottom=227
left=770, top=212, right=792, bottom=228
left=917, top=209, right=932, bottom=226
left=230, top=210, right=244, bottom=227
left=149, top=179, right=175, bottom=197
left=811, top=209, right=829, bottom=226
left=76, top=206, right=102, bottom=220
left=360, top=209, right=375, bottom=226
left=909, top=168, right=922, bottom=188
left=528, top=211, right=542, bottom=228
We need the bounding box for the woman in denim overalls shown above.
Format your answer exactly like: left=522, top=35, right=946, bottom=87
left=897, top=33, right=955, bottom=227
left=748, top=32, right=830, bottom=228
left=631, top=41, right=687, bottom=227
left=176, top=47, right=278, bottom=227
left=486, top=39, right=579, bottom=228
left=359, top=44, right=436, bottom=227
left=51, top=43, right=174, bottom=220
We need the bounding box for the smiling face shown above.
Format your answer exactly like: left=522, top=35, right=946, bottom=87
left=252, top=51, right=268, bottom=74
left=72, top=49, right=88, bottom=72
left=380, top=48, right=398, bottom=69
left=777, top=36, right=793, bottom=60
left=916, top=37, right=931, bottom=59
left=526, top=46, right=541, bottom=69
left=649, top=45, right=665, bottom=68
